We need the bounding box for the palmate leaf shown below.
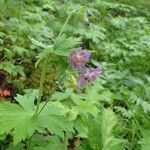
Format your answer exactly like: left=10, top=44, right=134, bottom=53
left=38, top=100, right=72, bottom=138
left=71, top=101, right=99, bottom=119
left=51, top=89, right=74, bottom=101
left=52, top=89, right=99, bottom=119
left=73, top=24, right=106, bottom=44
left=0, top=91, right=71, bottom=144
left=54, top=34, right=81, bottom=56
left=32, top=135, right=65, bottom=150
left=29, top=36, right=54, bottom=67
left=80, top=108, right=125, bottom=150
left=15, top=94, right=35, bottom=112
left=38, top=102, right=72, bottom=137
left=0, top=90, right=39, bottom=144
left=0, top=102, right=37, bottom=144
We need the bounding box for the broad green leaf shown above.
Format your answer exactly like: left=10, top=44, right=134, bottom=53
left=0, top=91, right=71, bottom=144
left=74, top=117, right=88, bottom=138
left=15, top=94, right=35, bottom=112
left=73, top=101, right=99, bottom=118
left=32, top=135, right=65, bottom=150
left=51, top=89, right=74, bottom=101
left=38, top=102, right=72, bottom=137
left=0, top=102, right=37, bottom=144
left=39, top=101, right=69, bottom=115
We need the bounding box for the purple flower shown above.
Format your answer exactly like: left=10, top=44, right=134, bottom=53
left=68, top=49, right=91, bottom=69
left=77, top=67, right=102, bottom=89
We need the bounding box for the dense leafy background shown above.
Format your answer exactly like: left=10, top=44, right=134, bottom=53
left=0, top=0, right=150, bottom=149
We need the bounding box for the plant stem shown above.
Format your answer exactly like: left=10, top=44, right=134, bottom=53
left=64, top=132, right=68, bottom=150
left=35, top=55, right=49, bottom=115
left=37, top=87, right=56, bottom=116
left=57, top=10, right=76, bottom=37
left=57, top=7, right=86, bottom=37
left=37, top=73, right=63, bottom=116
left=27, top=136, right=32, bottom=150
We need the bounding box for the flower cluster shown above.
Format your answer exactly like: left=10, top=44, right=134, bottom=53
left=77, top=67, right=102, bottom=89
left=68, top=49, right=91, bottom=69
left=68, top=49, right=102, bottom=89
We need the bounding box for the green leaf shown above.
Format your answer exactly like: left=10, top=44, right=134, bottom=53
left=0, top=91, right=71, bottom=144
left=51, top=89, right=74, bottom=101
left=32, top=135, right=65, bottom=150
left=35, top=48, right=54, bottom=67
left=130, top=93, right=150, bottom=113
left=54, top=34, right=81, bottom=56
left=38, top=102, right=72, bottom=137
left=29, top=37, right=54, bottom=67
left=29, top=37, right=53, bottom=49
left=101, top=109, right=124, bottom=150
left=74, top=24, right=106, bottom=43
left=140, top=130, right=150, bottom=150
left=0, top=102, right=37, bottom=144
left=73, top=101, right=99, bottom=118
left=74, top=117, right=88, bottom=138
left=15, top=94, right=35, bottom=112
left=80, top=108, right=125, bottom=150
left=0, top=61, right=24, bottom=77
left=7, top=143, right=24, bottom=150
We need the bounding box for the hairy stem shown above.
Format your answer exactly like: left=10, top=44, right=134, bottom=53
left=57, top=7, right=86, bottom=37
left=35, top=55, right=49, bottom=115
left=57, top=10, right=76, bottom=37
left=64, top=132, right=68, bottom=150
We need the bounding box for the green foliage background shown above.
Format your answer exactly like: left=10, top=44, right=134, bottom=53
left=0, top=0, right=150, bottom=150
